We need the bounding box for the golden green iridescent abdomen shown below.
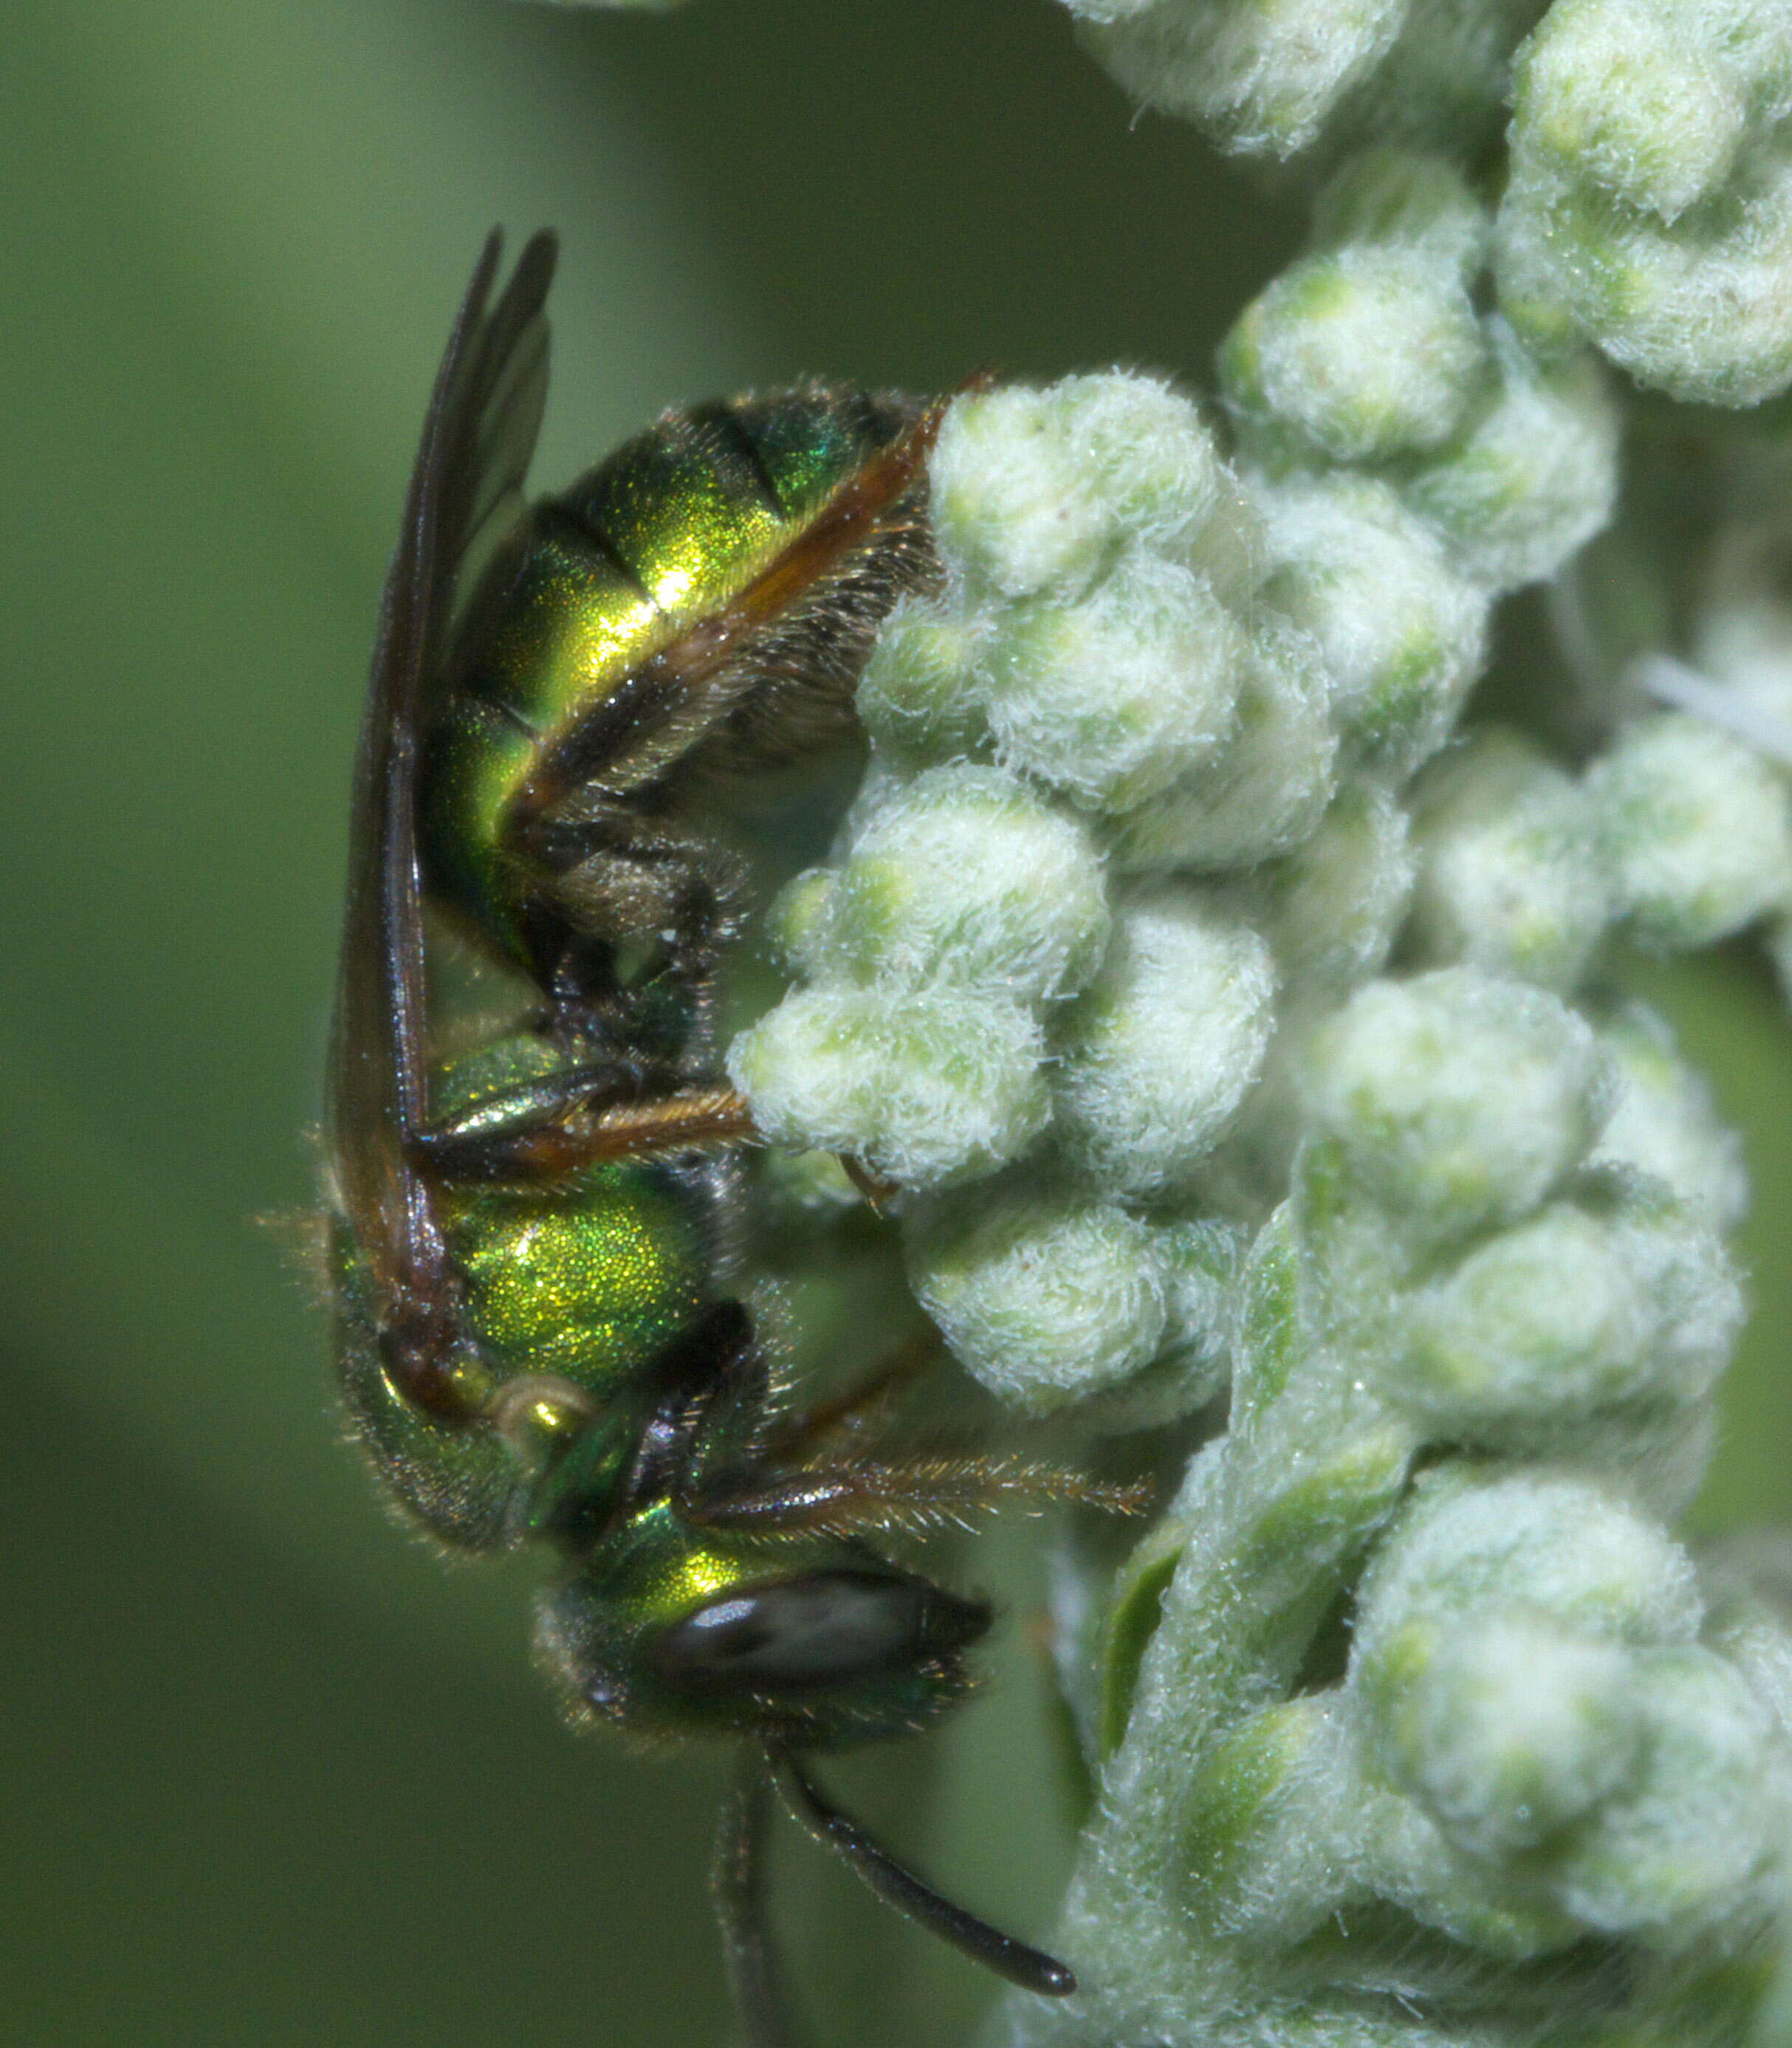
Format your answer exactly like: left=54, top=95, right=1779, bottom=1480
left=336, top=1034, right=717, bottom=1547
left=420, top=386, right=921, bottom=975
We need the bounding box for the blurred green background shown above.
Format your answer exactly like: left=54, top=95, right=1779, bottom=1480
left=2, top=2, right=1787, bottom=2044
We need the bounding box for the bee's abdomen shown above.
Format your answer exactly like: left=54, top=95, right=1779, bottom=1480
left=420, top=385, right=925, bottom=972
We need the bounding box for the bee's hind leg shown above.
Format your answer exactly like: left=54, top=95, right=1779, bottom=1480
left=713, top=1749, right=803, bottom=2048
left=410, top=1066, right=759, bottom=1184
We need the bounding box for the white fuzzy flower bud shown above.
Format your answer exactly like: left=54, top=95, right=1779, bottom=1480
left=1223, top=247, right=1489, bottom=464
left=793, top=764, right=1110, bottom=1000
left=930, top=374, right=1226, bottom=602
left=854, top=597, right=990, bottom=770
left=1108, top=616, right=1339, bottom=873
left=1550, top=1645, right=1782, bottom=1939
left=1311, top=148, right=1490, bottom=281
left=1079, top=1217, right=1247, bottom=1431
left=1389, top=1184, right=1741, bottom=1435
left=1265, top=779, right=1414, bottom=989
left=728, top=986, right=1048, bottom=1187
left=1499, top=157, right=1792, bottom=408
left=1259, top=475, right=1489, bottom=770
left=904, top=1183, right=1170, bottom=1413
left=1519, top=0, right=1752, bottom=224
left=1055, top=371, right=1230, bottom=556
left=930, top=385, right=1112, bottom=602
left=1054, top=885, right=1277, bottom=1196
left=1299, top=968, right=1609, bottom=1245
left=1405, top=726, right=1610, bottom=991
left=976, top=549, right=1246, bottom=813
left=1065, top=0, right=1410, bottom=159
left=1589, top=711, right=1792, bottom=948
left=1590, top=1002, right=1749, bottom=1229
left=1397, top=323, right=1621, bottom=592
left=1500, top=0, right=1792, bottom=406
left=1375, top=1609, right=1646, bottom=1857
left=1355, top=1470, right=1705, bottom=1690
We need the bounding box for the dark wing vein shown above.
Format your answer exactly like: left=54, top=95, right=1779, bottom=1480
left=326, top=230, right=558, bottom=1359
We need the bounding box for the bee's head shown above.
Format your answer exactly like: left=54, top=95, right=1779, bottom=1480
left=535, top=1516, right=991, bottom=1749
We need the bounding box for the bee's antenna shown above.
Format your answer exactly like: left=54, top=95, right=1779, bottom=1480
left=772, top=1752, right=1077, bottom=1999
left=714, top=1750, right=802, bottom=2048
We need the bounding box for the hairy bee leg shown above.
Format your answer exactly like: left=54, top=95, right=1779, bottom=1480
left=408, top=1059, right=650, bottom=1179
left=411, top=1076, right=760, bottom=1181
left=767, top=1328, right=947, bottom=1456
left=772, top=1753, right=1076, bottom=1999
left=713, top=1750, right=803, bottom=2048
left=547, top=1084, right=759, bottom=1161
left=682, top=1453, right=1153, bottom=1543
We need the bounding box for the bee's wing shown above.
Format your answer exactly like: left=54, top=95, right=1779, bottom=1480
left=326, top=230, right=557, bottom=1406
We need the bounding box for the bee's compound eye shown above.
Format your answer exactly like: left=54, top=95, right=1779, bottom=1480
left=650, top=1571, right=990, bottom=1696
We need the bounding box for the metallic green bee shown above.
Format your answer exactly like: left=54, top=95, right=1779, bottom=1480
left=326, top=233, right=1135, bottom=2041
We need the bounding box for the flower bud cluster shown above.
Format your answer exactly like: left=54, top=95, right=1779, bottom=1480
left=1057, top=0, right=1531, bottom=166
left=1499, top=0, right=1792, bottom=407
left=1554, top=432, right=1792, bottom=1002
left=732, top=372, right=1319, bottom=1418
left=1351, top=1468, right=1788, bottom=1953
left=1016, top=966, right=1776, bottom=2048
left=732, top=163, right=1664, bottom=1429
left=1299, top=969, right=1742, bottom=1488
left=487, top=5, right=1791, bottom=2043
left=689, top=24, right=1785, bottom=2032
left=1223, top=153, right=1621, bottom=599
left=1061, top=0, right=1792, bottom=411
left=1405, top=726, right=1608, bottom=990
left=1403, top=704, right=1792, bottom=980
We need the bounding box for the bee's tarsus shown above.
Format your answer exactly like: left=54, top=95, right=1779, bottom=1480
left=773, top=1753, right=1077, bottom=1999
left=713, top=1753, right=803, bottom=2048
